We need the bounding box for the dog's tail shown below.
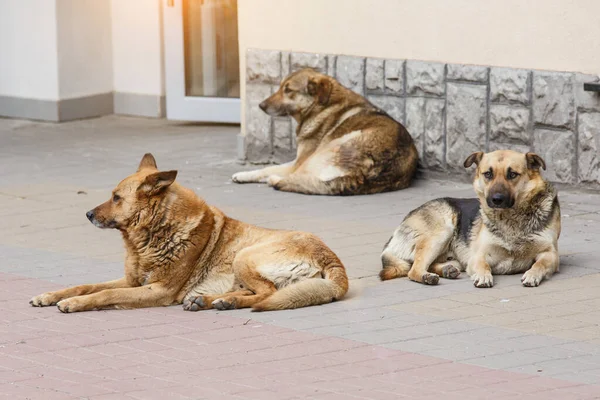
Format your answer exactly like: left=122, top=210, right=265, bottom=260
left=252, top=262, right=348, bottom=312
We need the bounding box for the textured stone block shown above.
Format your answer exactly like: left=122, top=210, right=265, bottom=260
left=384, top=59, right=404, bottom=95
left=533, top=129, right=575, bottom=183
left=246, top=49, right=281, bottom=84
left=446, top=83, right=487, bottom=170
left=336, top=56, right=365, bottom=94
left=281, top=51, right=291, bottom=77
left=327, top=55, right=337, bottom=77
left=367, top=95, right=404, bottom=125
left=489, top=105, right=530, bottom=145
left=272, top=118, right=295, bottom=163
left=490, top=68, right=529, bottom=105
left=533, top=71, right=575, bottom=129
left=447, top=64, right=488, bottom=83
left=575, top=73, right=600, bottom=112
left=366, top=58, right=384, bottom=93
left=577, top=112, right=600, bottom=183
left=406, top=61, right=445, bottom=97
left=488, top=142, right=531, bottom=154
left=406, top=97, right=445, bottom=167
left=290, top=52, right=327, bottom=73
left=244, top=83, right=272, bottom=163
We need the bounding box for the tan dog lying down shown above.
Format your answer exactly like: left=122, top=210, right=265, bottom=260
left=30, top=154, right=348, bottom=313
left=380, top=150, right=560, bottom=288
left=233, top=68, right=419, bottom=195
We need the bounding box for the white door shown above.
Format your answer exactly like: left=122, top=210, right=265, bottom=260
left=163, top=0, right=240, bottom=122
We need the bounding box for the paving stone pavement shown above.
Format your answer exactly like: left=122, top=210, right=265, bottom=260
left=1, top=115, right=600, bottom=399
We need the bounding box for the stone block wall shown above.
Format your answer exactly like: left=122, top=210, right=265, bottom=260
left=244, top=48, right=600, bottom=186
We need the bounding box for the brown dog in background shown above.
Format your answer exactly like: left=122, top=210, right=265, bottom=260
left=30, top=154, right=348, bottom=313
left=380, top=150, right=560, bottom=288
left=233, top=68, right=418, bottom=195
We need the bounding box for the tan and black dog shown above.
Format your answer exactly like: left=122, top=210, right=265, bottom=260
left=233, top=68, right=418, bottom=195
left=380, top=150, right=560, bottom=288
left=30, top=154, right=348, bottom=313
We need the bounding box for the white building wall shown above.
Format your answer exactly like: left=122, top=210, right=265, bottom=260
left=0, top=1, right=60, bottom=100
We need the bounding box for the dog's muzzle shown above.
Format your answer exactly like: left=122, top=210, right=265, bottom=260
left=487, top=193, right=514, bottom=209
left=86, top=210, right=114, bottom=229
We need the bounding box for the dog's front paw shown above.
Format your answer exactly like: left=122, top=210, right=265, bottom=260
left=30, top=292, right=61, bottom=307
left=57, top=298, right=84, bottom=313
left=471, top=272, right=494, bottom=288
left=232, top=171, right=257, bottom=183
left=212, top=298, right=236, bottom=310
left=183, top=296, right=207, bottom=312
left=521, top=270, right=542, bottom=287
left=266, top=175, right=283, bottom=188
left=422, top=273, right=440, bottom=285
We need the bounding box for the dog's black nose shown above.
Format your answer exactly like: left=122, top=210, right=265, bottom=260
left=491, top=193, right=505, bottom=206
left=86, top=210, right=95, bottom=222
left=259, top=101, right=267, bottom=112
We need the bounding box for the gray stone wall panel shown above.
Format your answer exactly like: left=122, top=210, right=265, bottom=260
left=367, top=95, right=405, bottom=125
left=406, top=61, right=445, bottom=97
left=245, top=83, right=273, bottom=163
left=533, top=71, right=575, bottom=129
left=490, top=68, right=529, bottom=105
left=366, top=58, right=385, bottom=93
left=533, top=129, right=575, bottom=183
left=489, top=105, right=530, bottom=145
left=247, top=49, right=281, bottom=84
left=446, top=83, right=487, bottom=170
left=290, top=52, right=328, bottom=73
left=447, top=64, right=489, bottom=83
left=384, top=59, right=405, bottom=95
left=272, top=118, right=295, bottom=164
left=575, top=73, right=600, bottom=112
left=578, top=112, right=600, bottom=183
left=336, top=56, right=366, bottom=93
left=406, top=97, right=445, bottom=168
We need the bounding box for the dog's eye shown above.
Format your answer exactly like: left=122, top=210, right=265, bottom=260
left=507, top=171, right=520, bottom=180
left=483, top=170, right=493, bottom=180
left=284, top=85, right=292, bottom=94
left=112, top=194, right=121, bottom=202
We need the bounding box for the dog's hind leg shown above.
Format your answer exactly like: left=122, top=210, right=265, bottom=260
left=208, top=247, right=278, bottom=310
left=183, top=289, right=254, bottom=311
left=407, top=232, right=453, bottom=285
left=379, top=253, right=411, bottom=281
left=430, top=259, right=462, bottom=279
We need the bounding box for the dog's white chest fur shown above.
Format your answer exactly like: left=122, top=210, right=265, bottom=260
left=258, top=262, right=321, bottom=289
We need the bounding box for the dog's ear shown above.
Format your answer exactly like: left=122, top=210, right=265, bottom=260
left=138, top=170, right=177, bottom=195
left=307, top=77, right=332, bottom=105
left=138, top=153, right=158, bottom=171
left=463, top=152, right=484, bottom=168
left=526, top=152, right=546, bottom=171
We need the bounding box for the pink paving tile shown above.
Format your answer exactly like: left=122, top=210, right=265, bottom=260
left=90, top=368, right=149, bottom=381
left=124, top=387, right=197, bottom=400
left=86, top=342, right=140, bottom=357
left=37, top=368, right=108, bottom=385
left=62, top=383, right=117, bottom=397
left=98, top=376, right=176, bottom=393
left=0, top=368, right=39, bottom=384
left=118, top=338, right=172, bottom=352
left=0, top=355, right=40, bottom=370
left=234, top=389, right=296, bottom=400
left=88, top=394, right=130, bottom=400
